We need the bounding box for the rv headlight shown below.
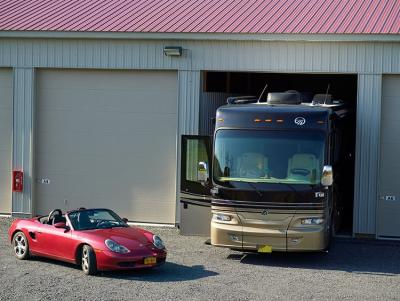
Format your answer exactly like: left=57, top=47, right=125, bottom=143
left=153, top=235, right=165, bottom=249
left=105, top=239, right=130, bottom=254
left=212, top=213, right=232, bottom=222
left=301, top=218, right=324, bottom=225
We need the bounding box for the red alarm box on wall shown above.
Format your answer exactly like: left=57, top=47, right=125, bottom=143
left=12, top=171, right=23, bottom=192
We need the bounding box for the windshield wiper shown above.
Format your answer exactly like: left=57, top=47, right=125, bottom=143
left=245, top=181, right=263, bottom=198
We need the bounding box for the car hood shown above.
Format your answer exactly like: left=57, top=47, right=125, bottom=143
left=84, top=226, right=153, bottom=250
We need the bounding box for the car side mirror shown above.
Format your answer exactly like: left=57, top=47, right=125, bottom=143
left=321, top=165, right=333, bottom=186
left=54, top=222, right=70, bottom=232
left=122, top=218, right=128, bottom=223
left=198, top=161, right=209, bottom=185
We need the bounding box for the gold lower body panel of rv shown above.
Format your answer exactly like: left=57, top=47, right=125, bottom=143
left=211, top=208, right=328, bottom=252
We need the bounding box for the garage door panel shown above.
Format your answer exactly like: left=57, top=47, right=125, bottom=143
left=36, top=131, right=176, bottom=161
left=39, top=70, right=177, bottom=91
left=37, top=110, right=177, bottom=136
left=37, top=192, right=175, bottom=223
left=0, top=69, right=12, bottom=213
left=35, top=151, right=176, bottom=176
left=0, top=130, right=12, bottom=153
left=378, top=75, right=400, bottom=237
left=382, top=78, right=400, bottom=97
left=36, top=70, right=178, bottom=223
left=37, top=89, right=177, bottom=114
left=37, top=174, right=176, bottom=204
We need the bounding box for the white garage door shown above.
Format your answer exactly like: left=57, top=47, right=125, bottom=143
left=0, top=69, right=12, bottom=214
left=36, top=70, right=178, bottom=223
left=377, top=75, right=400, bottom=238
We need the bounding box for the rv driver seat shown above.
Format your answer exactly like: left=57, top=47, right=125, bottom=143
left=237, top=153, right=268, bottom=178
left=287, top=153, right=319, bottom=183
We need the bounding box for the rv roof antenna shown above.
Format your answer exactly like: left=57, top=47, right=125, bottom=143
left=324, top=84, right=331, bottom=105
left=257, top=83, right=268, bottom=103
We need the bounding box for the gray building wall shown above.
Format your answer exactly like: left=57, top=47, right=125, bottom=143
left=1, top=37, right=399, bottom=234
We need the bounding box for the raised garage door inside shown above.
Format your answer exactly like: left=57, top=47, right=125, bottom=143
left=0, top=69, right=12, bottom=214
left=36, top=70, right=178, bottom=223
left=377, top=75, right=400, bottom=238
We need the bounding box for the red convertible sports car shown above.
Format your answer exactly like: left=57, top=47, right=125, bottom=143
left=8, top=208, right=167, bottom=275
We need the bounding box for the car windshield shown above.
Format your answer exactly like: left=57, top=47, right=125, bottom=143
left=67, top=209, right=128, bottom=230
left=213, top=129, right=325, bottom=186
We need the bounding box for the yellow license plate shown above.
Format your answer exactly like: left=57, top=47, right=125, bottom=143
left=257, top=245, right=272, bottom=253
left=144, top=257, right=157, bottom=265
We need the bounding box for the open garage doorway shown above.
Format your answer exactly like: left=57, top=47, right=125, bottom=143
left=199, top=71, right=357, bottom=236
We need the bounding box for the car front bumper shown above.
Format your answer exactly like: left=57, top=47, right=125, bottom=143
left=95, top=249, right=167, bottom=271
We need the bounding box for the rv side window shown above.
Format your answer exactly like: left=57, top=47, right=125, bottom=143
left=185, top=140, right=209, bottom=182
left=181, top=135, right=212, bottom=196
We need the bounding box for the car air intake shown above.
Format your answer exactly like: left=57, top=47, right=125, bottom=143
left=267, top=91, right=301, bottom=105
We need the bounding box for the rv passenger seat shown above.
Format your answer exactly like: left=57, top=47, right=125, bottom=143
left=237, top=153, right=268, bottom=178
left=287, top=153, right=319, bottom=183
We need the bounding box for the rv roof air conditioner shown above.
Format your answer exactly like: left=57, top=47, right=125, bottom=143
left=312, top=94, right=333, bottom=105
left=226, top=96, right=257, bottom=105
left=267, top=91, right=302, bottom=105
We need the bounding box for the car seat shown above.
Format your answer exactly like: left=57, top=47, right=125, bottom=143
left=52, top=214, right=66, bottom=225
left=237, top=153, right=268, bottom=178
left=287, top=153, right=319, bottom=183
left=77, top=211, right=92, bottom=229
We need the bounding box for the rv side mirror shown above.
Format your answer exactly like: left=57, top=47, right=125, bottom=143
left=198, top=161, right=209, bottom=185
left=321, top=165, right=333, bottom=186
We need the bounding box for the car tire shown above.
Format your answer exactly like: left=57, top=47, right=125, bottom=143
left=13, top=231, right=30, bottom=260
left=81, top=245, right=97, bottom=275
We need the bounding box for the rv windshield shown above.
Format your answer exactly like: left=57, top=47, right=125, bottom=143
left=213, top=130, right=325, bottom=186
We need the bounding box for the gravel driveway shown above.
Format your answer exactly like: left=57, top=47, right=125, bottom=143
left=1, top=217, right=400, bottom=301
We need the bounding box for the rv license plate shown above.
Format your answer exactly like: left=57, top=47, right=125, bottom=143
left=144, top=257, right=157, bottom=265
left=257, top=245, right=272, bottom=253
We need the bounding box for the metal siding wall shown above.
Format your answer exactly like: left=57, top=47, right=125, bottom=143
left=0, top=39, right=400, bottom=74
left=0, top=38, right=398, bottom=230
left=199, top=92, right=237, bottom=135
left=12, top=68, right=34, bottom=215
left=353, top=74, right=382, bottom=235
left=0, top=39, right=182, bottom=70
left=178, top=70, right=200, bottom=135
left=0, top=68, right=13, bottom=214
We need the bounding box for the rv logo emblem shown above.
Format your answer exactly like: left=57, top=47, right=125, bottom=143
left=294, top=117, right=306, bottom=126
left=261, top=209, right=269, bottom=215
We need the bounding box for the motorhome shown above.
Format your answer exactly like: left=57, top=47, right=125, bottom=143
left=180, top=91, right=354, bottom=252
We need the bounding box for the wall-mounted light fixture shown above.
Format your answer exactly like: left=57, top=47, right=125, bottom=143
left=163, top=46, right=183, bottom=56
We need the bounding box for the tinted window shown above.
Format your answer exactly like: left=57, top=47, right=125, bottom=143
left=214, top=130, right=325, bottom=185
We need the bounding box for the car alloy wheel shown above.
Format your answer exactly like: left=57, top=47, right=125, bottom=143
left=13, top=232, right=29, bottom=260
left=82, top=248, right=89, bottom=272
left=81, top=245, right=97, bottom=275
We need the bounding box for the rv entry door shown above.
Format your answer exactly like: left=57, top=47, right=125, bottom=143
left=180, top=135, right=213, bottom=235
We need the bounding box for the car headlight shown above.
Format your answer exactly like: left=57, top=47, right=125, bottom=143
left=153, top=235, right=165, bottom=249
left=301, top=218, right=324, bottom=225
left=105, top=239, right=130, bottom=254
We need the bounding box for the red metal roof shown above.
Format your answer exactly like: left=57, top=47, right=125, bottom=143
left=0, top=0, right=399, bottom=34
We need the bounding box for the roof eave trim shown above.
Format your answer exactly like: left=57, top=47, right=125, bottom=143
left=0, top=31, right=399, bottom=42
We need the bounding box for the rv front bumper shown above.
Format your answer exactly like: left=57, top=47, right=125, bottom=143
left=211, top=216, right=328, bottom=252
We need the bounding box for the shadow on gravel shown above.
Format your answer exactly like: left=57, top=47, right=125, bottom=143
left=100, top=262, right=218, bottom=282
left=230, top=239, right=400, bottom=276
left=29, top=257, right=82, bottom=271
left=29, top=258, right=218, bottom=282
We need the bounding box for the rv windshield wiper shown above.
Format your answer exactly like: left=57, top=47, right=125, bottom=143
left=245, top=181, right=263, bottom=198
left=276, top=182, right=302, bottom=202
